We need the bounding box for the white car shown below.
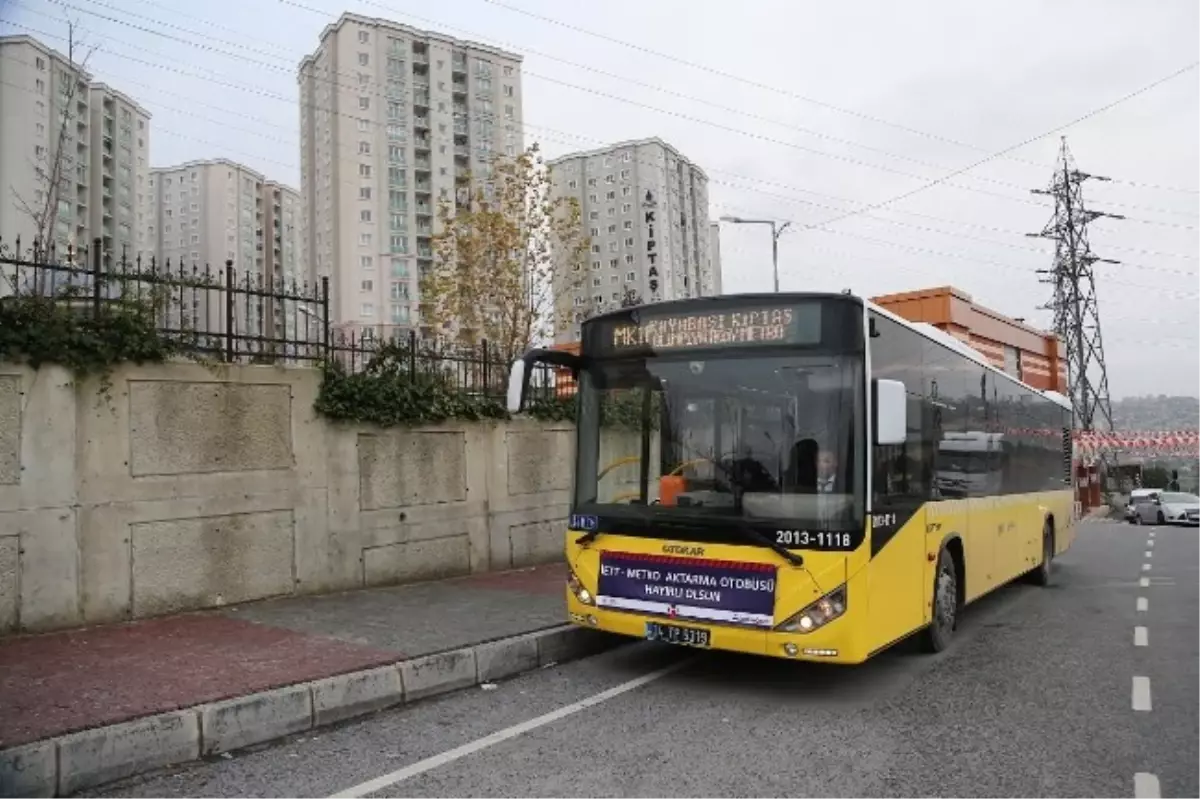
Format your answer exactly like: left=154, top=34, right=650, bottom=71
left=1130, top=491, right=1200, bottom=526
left=1125, top=488, right=1160, bottom=522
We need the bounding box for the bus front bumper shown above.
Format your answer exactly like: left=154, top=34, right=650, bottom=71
left=567, top=596, right=869, bottom=665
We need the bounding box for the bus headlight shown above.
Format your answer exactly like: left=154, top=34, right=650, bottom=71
left=776, top=585, right=847, bottom=634
left=567, top=567, right=594, bottom=605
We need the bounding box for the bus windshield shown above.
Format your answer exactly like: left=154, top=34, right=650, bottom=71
left=573, top=351, right=865, bottom=541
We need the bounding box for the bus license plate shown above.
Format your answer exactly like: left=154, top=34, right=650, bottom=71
left=645, top=621, right=711, bottom=648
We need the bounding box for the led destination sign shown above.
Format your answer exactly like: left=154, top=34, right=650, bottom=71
left=608, top=305, right=820, bottom=351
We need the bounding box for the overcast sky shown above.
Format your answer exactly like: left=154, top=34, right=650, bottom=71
left=6, top=0, right=1198, bottom=398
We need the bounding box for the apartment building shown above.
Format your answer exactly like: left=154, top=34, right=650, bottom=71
left=88, top=83, right=152, bottom=264
left=548, top=138, right=720, bottom=343
left=0, top=36, right=149, bottom=270
left=299, top=12, right=523, bottom=339
left=146, top=159, right=307, bottom=347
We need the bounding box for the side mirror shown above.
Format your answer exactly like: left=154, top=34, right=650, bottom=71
left=873, top=378, right=907, bottom=446
left=505, top=358, right=528, bottom=414
left=505, top=348, right=584, bottom=415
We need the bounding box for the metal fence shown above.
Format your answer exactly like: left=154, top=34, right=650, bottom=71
left=0, top=236, right=545, bottom=403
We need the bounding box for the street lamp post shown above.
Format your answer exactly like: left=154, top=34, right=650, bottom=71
left=719, top=216, right=792, bottom=293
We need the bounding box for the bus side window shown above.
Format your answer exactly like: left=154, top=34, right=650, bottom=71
left=869, top=314, right=927, bottom=507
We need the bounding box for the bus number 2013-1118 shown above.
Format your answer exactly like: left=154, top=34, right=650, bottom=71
left=775, top=529, right=853, bottom=548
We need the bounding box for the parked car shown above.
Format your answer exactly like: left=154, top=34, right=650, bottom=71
left=1125, top=489, right=1160, bottom=523
left=1130, top=491, right=1200, bottom=526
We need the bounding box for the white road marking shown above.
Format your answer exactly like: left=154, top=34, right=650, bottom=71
left=1142, top=563, right=1152, bottom=571
left=1134, top=626, right=1148, bottom=647
left=1137, top=597, right=1148, bottom=612
left=1147, top=539, right=1154, bottom=548
left=1134, top=772, right=1161, bottom=798
left=328, top=658, right=693, bottom=798
left=1132, top=676, right=1152, bottom=711
left=1149, top=530, right=1155, bottom=538
left=1139, top=577, right=1150, bottom=587
left=1145, top=550, right=1153, bottom=558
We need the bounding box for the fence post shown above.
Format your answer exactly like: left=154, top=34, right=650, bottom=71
left=320, top=276, right=331, bottom=359
left=91, top=237, right=102, bottom=318
left=481, top=338, right=489, bottom=397
left=224, top=261, right=235, bottom=362
left=408, top=329, right=416, bottom=375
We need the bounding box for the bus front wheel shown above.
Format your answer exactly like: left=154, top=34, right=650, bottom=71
left=921, top=546, right=959, bottom=653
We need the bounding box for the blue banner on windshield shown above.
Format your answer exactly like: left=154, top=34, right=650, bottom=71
left=596, top=552, right=777, bottom=628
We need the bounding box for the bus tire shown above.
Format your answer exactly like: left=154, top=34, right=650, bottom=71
left=1029, top=520, right=1054, bottom=587
left=920, top=545, right=959, bottom=653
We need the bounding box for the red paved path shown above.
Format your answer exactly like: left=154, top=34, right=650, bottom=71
left=0, top=615, right=400, bottom=748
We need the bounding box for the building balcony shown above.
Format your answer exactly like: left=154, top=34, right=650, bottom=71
left=416, top=224, right=432, bottom=236
left=453, top=117, right=468, bottom=135
left=451, top=54, right=467, bottom=73
left=454, top=144, right=469, bottom=158
left=413, top=91, right=429, bottom=108
left=414, top=116, right=429, bottom=130
left=414, top=156, right=431, bottom=171
left=451, top=81, right=467, bottom=96
left=415, top=203, right=432, bottom=216
left=412, top=49, right=429, bottom=65
left=414, top=136, right=431, bottom=152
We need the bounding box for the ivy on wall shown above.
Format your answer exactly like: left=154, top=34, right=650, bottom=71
left=0, top=292, right=183, bottom=384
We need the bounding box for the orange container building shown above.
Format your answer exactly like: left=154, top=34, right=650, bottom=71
left=871, top=285, right=1067, bottom=394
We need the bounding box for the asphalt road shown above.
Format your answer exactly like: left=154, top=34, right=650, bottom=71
left=90, top=519, right=1198, bottom=799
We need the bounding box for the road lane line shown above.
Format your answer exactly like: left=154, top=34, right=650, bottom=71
left=1132, top=676, right=1152, bottom=711
left=1134, top=627, right=1148, bottom=647
left=1147, top=539, right=1154, bottom=548
left=328, top=658, right=694, bottom=798
left=1139, top=577, right=1150, bottom=587
left=1142, top=563, right=1151, bottom=571
left=1137, top=597, right=1148, bottom=612
left=1134, top=772, right=1161, bottom=798
left=1144, top=550, right=1152, bottom=558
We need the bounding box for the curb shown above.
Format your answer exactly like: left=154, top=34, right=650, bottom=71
left=0, top=624, right=621, bottom=797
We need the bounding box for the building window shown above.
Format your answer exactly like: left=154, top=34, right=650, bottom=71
left=359, top=97, right=370, bottom=110
left=591, top=244, right=600, bottom=254
left=359, top=141, right=371, bottom=154
left=361, top=256, right=374, bottom=269
left=620, top=169, right=630, bottom=180
left=357, top=118, right=370, bottom=132
left=624, top=220, right=633, bottom=230
left=589, top=227, right=599, bottom=237
left=568, top=179, right=578, bottom=189
left=361, top=303, right=374, bottom=317
left=360, top=210, right=372, bottom=222
left=360, top=187, right=372, bottom=200
left=358, top=30, right=369, bottom=43
left=503, top=85, right=514, bottom=97
left=607, top=224, right=617, bottom=234
left=625, top=237, right=634, bottom=247
left=359, top=233, right=372, bottom=246
left=608, top=258, right=618, bottom=268
left=358, top=52, right=370, bottom=66
left=361, top=280, right=373, bottom=291
left=626, top=270, right=636, bottom=281
left=359, top=164, right=372, bottom=177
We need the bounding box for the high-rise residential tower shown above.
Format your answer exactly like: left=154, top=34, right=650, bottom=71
left=299, top=13, right=524, bottom=339
left=0, top=36, right=150, bottom=264
left=548, top=138, right=720, bottom=342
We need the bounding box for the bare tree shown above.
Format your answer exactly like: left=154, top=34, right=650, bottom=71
left=10, top=19, right=96, bottom=281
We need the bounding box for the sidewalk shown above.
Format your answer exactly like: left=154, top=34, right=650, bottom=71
left=0, top=562, right=618, bottom=797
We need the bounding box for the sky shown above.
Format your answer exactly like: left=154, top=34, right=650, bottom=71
left=3, top=0, right=1198, bottom=398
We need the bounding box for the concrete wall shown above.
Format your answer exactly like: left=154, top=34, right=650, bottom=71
left=0, top=361, right=622, bottom=635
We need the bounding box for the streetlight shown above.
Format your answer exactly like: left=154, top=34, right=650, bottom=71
left=719, top=216, right=792, bottom=293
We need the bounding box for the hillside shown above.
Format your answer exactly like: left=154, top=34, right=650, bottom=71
left=1111, top=395, right=1199, bottom=432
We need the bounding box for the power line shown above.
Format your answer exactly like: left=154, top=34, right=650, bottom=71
left=35, top=0, right=1200, bottom=223
left=4, top=17, right=1194, bottom=296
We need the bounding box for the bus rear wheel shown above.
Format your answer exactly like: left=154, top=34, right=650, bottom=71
left=1027, top=521, right=1054, bottom=586
left=921, top=547, right=958, bottom=653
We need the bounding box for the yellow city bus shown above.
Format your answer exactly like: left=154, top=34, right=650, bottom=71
left=507, top=293, right=1075, bottom=664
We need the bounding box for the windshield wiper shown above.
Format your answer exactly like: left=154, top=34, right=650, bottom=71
left=727, top=521, right=804, bottom=567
